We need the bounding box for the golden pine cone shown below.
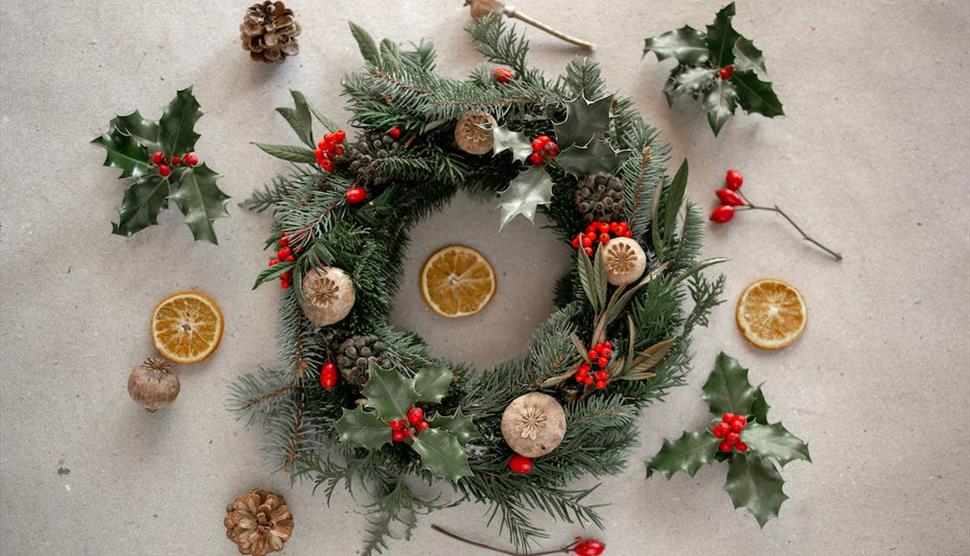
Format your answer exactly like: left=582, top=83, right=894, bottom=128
left=224, top=489, right=294, bottom=556
left=240, top=1, right=301, bottom=63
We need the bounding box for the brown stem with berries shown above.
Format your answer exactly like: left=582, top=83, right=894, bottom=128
left=430, top=525, right=578, bottom=555
left=736, top=191, right=843, bottom=262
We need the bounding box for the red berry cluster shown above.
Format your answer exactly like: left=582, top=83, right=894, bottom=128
left=493, top=66, right=513, bottom=84
left=389, top=406, right=430, bottom=442
left=314, top=130, right=346, bottom=173
left=529, top=135, right=559, bottom=166
left=267, top=231, right=297, bottom=289
left=150, top=150, right=198, bottom=177
left=710, top=169, right=745, bottom=223
left=319, top=361, right=338, bottom=390
left=572, top=538, right=606, bottom=556
left=576, top=340, right=613, bottom=390
left=507, top=454, right=533, bottom=474
left=719, top=65, right=735, bottom=80
left=712, top=412, right=748, bottom=453
left=570, top=220, right=632, bottom=256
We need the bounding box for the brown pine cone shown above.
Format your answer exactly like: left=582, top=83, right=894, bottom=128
left=240, top=1, right=301, bottom=63
left=334, top=130, right=402, bottom=189
left=224, top=488, right=293, bottom=556
left=334, top=335, right=392, bottom=386
left=575, top=174, right=627, bottom=223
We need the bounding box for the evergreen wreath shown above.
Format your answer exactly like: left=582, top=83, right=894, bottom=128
left=231, top=16, right=725, bottom=555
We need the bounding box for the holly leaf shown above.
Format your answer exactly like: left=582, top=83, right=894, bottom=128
left=732, top=70, right=784, bottom=118
left=276, top=90, right=315, bottom=148
left=646, top=430, right=720, bottom=479
left=491, top=125, right=532, bottom=163
left=498, top=166, right=554, bottom=230
left=705, top=2, right=740, bottom=69
left=168, top=164, right=230, bottom=244
left=732, top=37, right=766, bottom=73
left=430, top=408, right=479, bottom=445
left=335, top=406, right=392, bottom=451
left=409, top=429, right=473, bottom=481
left=413, top=366, right=454, bottom=404
left=673, top=67, right=717, bottom=97
left=553, top=94, right=613, bottom=148
left=643, top=25, right=709, bottom=65
left=741, top=422, right=811, bottom=467
left=704, top=79, right=738, bottom=136
left=556, top=138, right=628, bottom=177
left=362, top=362, right=419, bottom=420
left=724, top=454, right=788, bottom=527
left=158, top=87, right=202, bottom=156
left=92, top=129, right=151, bottom=179
left=751, top=386, right=770, bottom=424
left=254, top=143, right=317, bottom=163
left=702, top=352, right=757, bottom=416
left=111, top=175, right=170, bottom=237
left=110, top=111, right=160, bottom=146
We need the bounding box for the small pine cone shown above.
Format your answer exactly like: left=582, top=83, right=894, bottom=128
left=334, top=130, right=402, bottom=189
left=240, top=1, right=301, bottom=63
left=334, top=335, right=391, bottom=385
left=224, top=488, right=293, bottom=556
left=575, top=174, right=627, bottom=223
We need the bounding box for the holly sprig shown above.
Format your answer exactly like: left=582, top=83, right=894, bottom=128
left=643, top=2, right=783, bottom=136
left=92, top=87, right=230, bottom=243
left=646, top=353, right=810, bottom=526
left=334, top=363, right=479, bottom=482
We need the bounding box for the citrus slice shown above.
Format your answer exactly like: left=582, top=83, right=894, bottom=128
left=151, top=290, right=224, bottom=364
left=736, top=279, right=806, bottom=350
left=420, top=245, right=496, bottom=318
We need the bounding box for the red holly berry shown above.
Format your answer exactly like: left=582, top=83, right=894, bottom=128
left=736, top=415, right=748, bottom=426
left=508, top=455, right=534, bottom=474
left=719, top=439, right=733, bottom=453
left=345, top=187, right=367, bottom=205
left=731, top=419, right=745, bottom=433
left=542, top=141, right=559, bottom=158
left=736, top=441, right=749, bottom=452
left=598, top=233, right=610, bottom=244
left=581, top=236, right=593, bottom=248
left=722, top=413, right=735, bottom=423
left=388, top=127, right=401, bottom=140
left=583, top=375, right=594, bottom=385
left=320, top=362, right=338, bottom=390
left=158, top=164, right=171, bottom=177
left=268, top=259, right=278, bottom=267
left=727, top=432, right=740, bottom=444
left=416, top=421, right=430, bottom=433
left=710, top=205, right=735, bottom=223
left=493, top=66, right=513, bottom=84
left=407, top=406, right=424, bottom=425
left=335, top=130, right=346, bottom=142
left=389, top=419, right=405, bottom=430
left=392, top=429, right=407, bottom=442
left=171, top=156, right=182, bottom=166
left=716, top=188, right=744, bottom=207
left=595, top=380, right=607, bottom=390
left=571, top=237, right=580, bottom=249
left=184, top=152, right=199, bottom=167
left=529, top=152, right=545, bottom=165
left=597, top=357, right=608, bottom=369
left=277, top=247, right=292, bottom=260
left=712, top=423, right=728, bottom=438
left=725, top=169, right=743, bottom=190
left=150, top=151, right=165, bottom=165
left=719, top=65, right=735, bottom=80
left=573, top=539, right=606, bottom=556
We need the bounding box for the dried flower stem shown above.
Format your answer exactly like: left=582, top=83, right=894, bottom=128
left=465, top=0, right=595, bottom=49
left=430, top=525, right=579, bottom=555
left=736, top=191, right=843, bottom=261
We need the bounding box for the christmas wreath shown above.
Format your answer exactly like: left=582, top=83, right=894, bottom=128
left=232, top=16, right=724, bottom=555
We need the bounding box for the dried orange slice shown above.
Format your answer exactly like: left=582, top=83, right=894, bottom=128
left=736, top=279, right=806, bottom=350
left=420, top=245, right=496, bottom=318
left=151, top=290, right=224, bottom=364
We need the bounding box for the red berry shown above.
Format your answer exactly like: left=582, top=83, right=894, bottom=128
left=392, top=429, right=406, bottom=442
left=597, top=357, right=608, bottom=369
left=533, top=135, right=551, bottom=147
left=710, top=205, right=735, bottom=223
left=531, top=138, right=545, bottom=152
left=335, top=130, right=346, bottom=142
left=493, top=66, right=514, bottom=84
left=599, top=233, right=610, bottom=244
left=722, top=413, right=735, bottom=423
left=595, top=370, right=608, bottom=381
left=736, top=441, right=748, bottom=452
left=158, top=164, right=171, bottom=177
left=171, top=156, right=182, bottom=166
left=615, top=222, right=628, bottom=235
left=388, top=127, right=401, bottom=140
left=575, top=374, right=585, bottom=383
left=407, top=407, right=424, bottom=425
left=586, top=223, right=598, bottom=233
left=542, top=141, right=559, bottom=158
left=622, top=230, right=632, bottom=238
left=594, top=343, right=604, bottom=351
left=573, top=539, right=606, bottom=556
left=584, top=247, right=593, bottom=256
left=587, top=350, right=598, bottom=360
left=416, top=421, right=430, bottom=433
left=400, top=427, right=412, bottom=439
left=727, top=432, right=740, bottom=444
left=603, top=341, right=612, bottom=349
left=345, top=187, right=367, bottom=205
left=529, top=152, right=545, bottom=165
left=285, top=255, right=295, bottom=262
left=389, top=419, right=405, bottom=430
left=597, top=222, right=610, bottom=233
left=578, top=363, right=591, bottom=372
left=713, top=424, right=727, bottom=438
left=571, top=237, right=580, bottom=249
left=583, top=375, right=594, bottom=385
left=731, top=420, right=745, bottom=433
left=508, top=455, right=533, bottom=474
left=184, top=152, right=199, bottom=167
left=737, top=415, right=748, bottom=426
left=719, top=439, right=733, bottom=453
left=280, top=281, right=290, bottom=289
left=601, top=349, right=612, bottom=359
left=716, top=188, right=744, bottom=207
left=719, top=65, right=735, bottom=80
left=581, top=236, right=593, bottom=248
left=320, top=362, right=338, bottom=390
left=595, top=380, right=607, bottom=390
left=268, top=259, right=278, bottom=267
left=277, top=247, right=292, bottom=260
left=725, top=169, right=743, bottom=190
left=150, top=151, right=165, bottom=165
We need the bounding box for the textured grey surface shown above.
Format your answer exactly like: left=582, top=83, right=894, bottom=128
left=2, top=1, right=969, bottom=555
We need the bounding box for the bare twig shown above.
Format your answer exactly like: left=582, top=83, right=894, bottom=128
left=465, top=0, right=595, bottom=50
left=736, top=190, right=843, bottom=261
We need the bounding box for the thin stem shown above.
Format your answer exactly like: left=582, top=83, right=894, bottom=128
left=502, top=7, right=595, bottom=49
left=430, top=525, right=576, bottom=556
left=736, top=192, right=842, bottom=261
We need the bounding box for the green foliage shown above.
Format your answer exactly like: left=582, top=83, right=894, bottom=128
left=724, top=454, right=788, bottom=527
left=643, top=2, right=783, bottom=135
left=646, top=430, right=720, bottom=478
left=93, top=87, right=230, bottom=243
left=702, top=351, right=758, bottom=415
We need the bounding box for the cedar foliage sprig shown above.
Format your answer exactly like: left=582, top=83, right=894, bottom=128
left=230, top=16, right=724, bottom=555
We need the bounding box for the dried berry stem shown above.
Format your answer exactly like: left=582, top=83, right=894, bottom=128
left=737, top=191, right=843, bottom=261
left=502, top=7, right=595, bottom=50
left=430, top=525, right=578, bottom=555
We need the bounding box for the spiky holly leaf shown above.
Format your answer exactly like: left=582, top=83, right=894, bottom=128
left=168, top=164, right=230, bottom=244
left=555, top=138, right=628, bottom=177
left=111, top=175, right=170, bottom=237
left=643, top=25, right=709, bottom=65
left=741, top=422, right=811, bottom=467
left=158, top=87, right=202, bottom=157
left=492, top=125, right=532, bottom=163
left=732, top=37, right=766, bottom=73
left=414, top=366, right=454, bottom=404
left=498, top=166, right=554, bottom=230
left=732, top=70, right=784, bottom=118
left=669, top=67, right=717, bottom=102
left=702, top=352, right=757, bottom=416
left=553, top=94, right=613, bottom=148
left=362, top=362, right=419, bottom=420
left=92, top=111, right=159, bottom=178
left=335, top=406, right=392, bottom=451
left=646, top=430, right=720, bottom=479
left=705, top=2, right=740, bottom=69
left=751, top=386, right=770, bottom=424
left=410, top=429, right=472, bottom=481
left=704, top=80, right=738, bottom=136
left=430, top=408, right=479, bottom=445
left=724, top=454, right=788, bottom=527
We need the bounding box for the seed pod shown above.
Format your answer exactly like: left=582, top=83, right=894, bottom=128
left=603, top=237, right=647, bottom=286
left=501, top=392, right=567, bottom=458
left=127, top=357, right=180, bottom=412
left=299, top=266, right=355, bottom=326
left=454, top=111, right=497, bottom=155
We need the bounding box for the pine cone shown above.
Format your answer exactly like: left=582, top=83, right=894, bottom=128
left=575, top=174, right=626, bottom=223
left=224, top=489, right=293, bottom=556
left=240, top=1, right=301, bottom=63
left=335, top=130, right=402, bottom=188
left=334, top=335, right=391, bottom=386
